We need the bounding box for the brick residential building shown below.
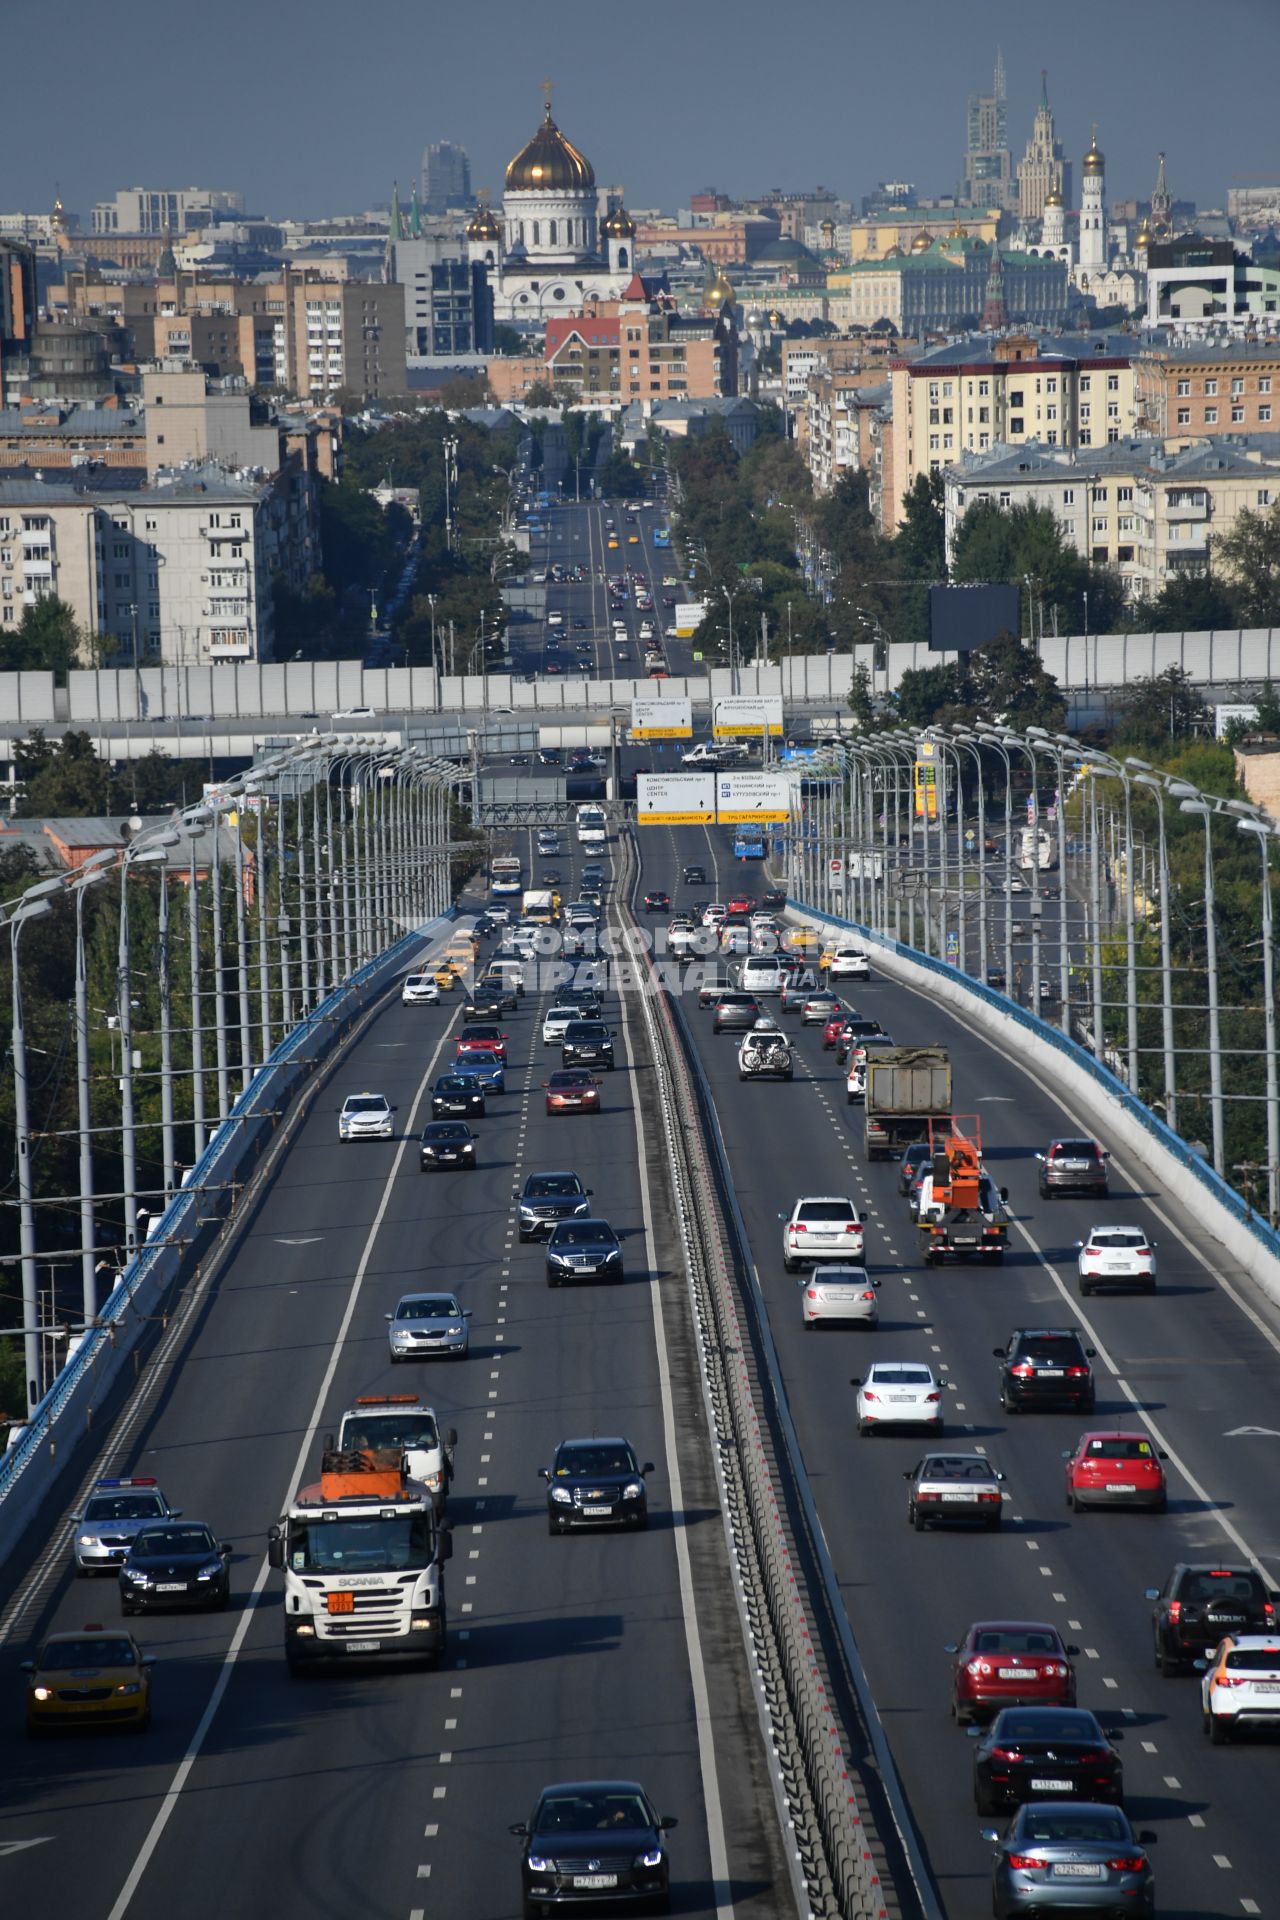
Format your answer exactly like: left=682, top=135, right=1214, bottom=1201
left=1133, top=341, right=1280, bottom=439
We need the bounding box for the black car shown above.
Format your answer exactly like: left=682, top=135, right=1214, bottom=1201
left=462, top=994, right=506, bottom=1023
left=119, top=1522, right=231, bottom=1614
left=540, top=1437, right=654, bottom=1533
left=479, top=975, right=519, bottom=1012
left=519, top=1171, right=593, bottom=1242
left=1037, top=1137, right=1110, bottom=1198
left=682, top=863, right=707, bottom=884
left=581, top=864, right=606, bottom=887
left=546, top=1219, right=624, bottom=1286
left=511, top=1780, right=675, bottom=1913
left=1145, top=1563, right=1280, bottom=1675
left=834, top=1016, right=885, bottom=1065
left=898, top=1141, right=932, bottom=1196
left=419, top=1121, right=477, bottom=1171
left=562, top=1020, right=614, bottom=1070
left=431, top=1074, right=486, bottom=1120
left=643, top=890, right=671, bottom=912
left=996, top=1328, right=1096, bottom=1413
left=760, top=890, right=787, bottom=912
left=564, top=983, right=604, bottom=1017
left=972, top=1707, right=1123, bottom=1815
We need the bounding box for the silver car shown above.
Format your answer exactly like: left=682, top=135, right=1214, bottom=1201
left=386, top=1291, right=471, bottom=1362
left=800, top=1265, right=880, bottom=1329
left=984, top=1803, right=1155, bottom=1919
left=72, top=1478, right=178, bottom=1573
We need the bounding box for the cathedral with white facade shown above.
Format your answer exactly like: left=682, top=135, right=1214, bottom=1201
left=465, top=97, right=639, bottom=329
left=1022, top=128, right=1146, bottom=312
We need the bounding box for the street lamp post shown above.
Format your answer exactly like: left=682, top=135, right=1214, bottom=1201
left=118, top=838, right=176, bottom=1250
left=1028, top=729, right=1072, bottom=1034
left=1175, top=793, right=1225, bottom=1175
left=1237, top=816, right=1279, bottom=1222
left=69, top=857, right=112, bottom=1319
left=976, top=727, right=1015, bottom=995
left=9, top=884, right=60, bottom=1414
left=1129, top=765, right=1177, bottom=1130
left=185, top=811, right=211, bottom=1159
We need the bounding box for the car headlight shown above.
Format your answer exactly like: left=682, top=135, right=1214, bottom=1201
left=115, top=1681, right=142, bottom=1696
left=603, top=1248, right=621, bottom=1263
left=197, top=1560, right=223, bottom=1580
left=446, top=1325, right=464, bottom=1337
left=527, top=1854, right=553, bottom=1874
left=550, top=1486, right=573, bottom=1504
left=78, top=1533, right=97, bottom=1547
left=422, top=1147, right=437, bottom=1158
left=623, top=1481, right=644, bottom=1500
left=123, top=1568, right=151, bottom=1585
left=32, top=1685, right=53, bottom=1701
left=639, top=1848, right=664, bottom=1868
left=425, top=1470, right=443, bottom=1491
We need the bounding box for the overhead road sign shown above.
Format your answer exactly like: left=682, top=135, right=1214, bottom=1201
left=631, top=696, right=692, bottom=741
left=715, top=769, right=792, bottom=823
left=712, top=695, right=784, bottom=739
left=637, top=772, right=715, bottom=825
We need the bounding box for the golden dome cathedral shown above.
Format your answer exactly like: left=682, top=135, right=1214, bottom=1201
left=506, top=102, right=595, bottom=192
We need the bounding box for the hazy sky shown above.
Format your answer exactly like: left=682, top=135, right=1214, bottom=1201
left=8, top=0, right=1278, bottom=223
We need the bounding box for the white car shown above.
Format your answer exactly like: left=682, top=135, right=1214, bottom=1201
left=339, top=1092, right=393, bottom=1141
left=401, top=973, right=440, bottom=1006
left=781, top=1196, right=868, bottom=1271
left=1201, top=1636, right=1280, bottom=1742
left=800, top=1265, right=880, bottom=1329
left=542, top=1005, right=579, bottom=1047
left=845, top=1034, right=896, bottom=1103
left=1076, top=1225, right=1157, bottom=1295
left=853, top=1362, right=945, bottom=1436
left=702, top=903, right=727, bottom=928
left=331, top=704, right=376, bottom=722
left=828, top=946, right=871, bottom=980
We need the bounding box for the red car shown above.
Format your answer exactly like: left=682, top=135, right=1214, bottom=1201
left=727, top=896, right=755, bottom=916
left=946, top=1620, right=1078, bottom=1725
left=456, top=1026, right=507, bottom=1063
left=544, top=1069, right=602, bottom=1115
left=822, top=1014, right=846, bottom=1049
left=1064, top=1431, right=1168, bottom=1513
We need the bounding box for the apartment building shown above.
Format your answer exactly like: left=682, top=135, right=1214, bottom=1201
left=90, top=187, right=244, bottom=236
left=0, top=452, right=318, bottom=663
left=942, top=435, right=1280, bottom=602
left=1134, top=342, right=1280, bottom=438
left=0, top=403, right=145, bottom=471
left=884, top=330, right=1139, bottom=528
left=804, top=367, right=889, bottom=492
left=486, top=288, right=736, bottom=404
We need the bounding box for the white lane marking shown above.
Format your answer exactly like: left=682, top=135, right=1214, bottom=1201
left=615, top=905, right=735, bottom=1920
left=1164, top=1776, right=1181, bottom=1789
left=1189, top=1814, right=1206, bottom=1828
left=104, top=1002, right=457, bottom=1920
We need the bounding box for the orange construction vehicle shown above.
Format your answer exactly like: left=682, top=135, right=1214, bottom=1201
left=917, top=1116, right=1010, bottom=1265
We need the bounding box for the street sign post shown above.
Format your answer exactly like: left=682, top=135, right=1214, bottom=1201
left=674, top=601, right=706, bottom=638
left=630, top=696, right=692, bottom=741
left=636, top=772, right=715, bottom=825
left=715, top=769, right=791, bottom=823
left=712, top=695, right=784, bottom=739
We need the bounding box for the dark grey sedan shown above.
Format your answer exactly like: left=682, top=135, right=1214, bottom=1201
left=982, top=1802, right=1154, bottom=1919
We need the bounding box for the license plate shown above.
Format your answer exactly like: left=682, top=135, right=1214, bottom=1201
left=1052, top=1863, right=1102, bottom=1878
left=157, top=1582, right=188, bottom=1592
left=889, top=1395, right=917, bottom=1404
left=941, top=1492, right=972, bottom=1502
left=1037, top=1367, right=1065, bottom=1376
left=1032, top=1777, right=1073, bottom=1791
left=999, top=1668, right=1035, bottom=1679
left=1254, top=1682, right=1280, bottom=1693
left=1106, top=1483, right=1137, bottom=1492
left=345, top=1639, right=381, bottom=1653
left=583, top=1505, right=614, bottom=1516
left=573, top=1876, right=618, bottom=1890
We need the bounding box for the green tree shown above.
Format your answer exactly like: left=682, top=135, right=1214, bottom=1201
left=524, top=380, right=556, bottom=407
left=440, top=371, right=493, bottom=409
left=848, top=661, right=876, bottom=727
left=1129, top=570, right=1240, bottom=633
left=14, top=731, right=113, bottom=816
left=895, top=471, right=947, bottom=582
left=1115, top=665, right=1210, bottom=747
left=0, top=596, right=99, bottom=677
left=492, top=324, right=526, bottom=356
left=1212, top=500, right=1280, bottom=625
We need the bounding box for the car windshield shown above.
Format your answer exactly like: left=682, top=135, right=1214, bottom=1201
left=435, top=1078, right=472, bottom=1094
left=997, top=1708, right=1096, bottom=1740
left=923, top=1457, right=997, bottom=1480
left=41, top=1638, right=136, bottom=1669
left=1084, top=1437, right=1155, bottom=1459
left=462, top=1027, right=501, bottom=1042
left=289, top=1513, right=437, bottom=1574
left=536, top=1790, right=650, bottom=1834
left=565, top=1023, right=607, bottom=1039
left=973, top=1628, right=1060, bottom=1654
left=133, top=1526, right=216, bottom=1557
left=424, top=1124, right=469, bottom=1141
left=526, top=1176, right=583, bottom=1197
left=870, top=1366, right=933, bottom=1386
left=555, top=1445, right=637, bottom=1476
left=405, top=976, right=428, bottom=988
left=397, top=1298, right=459, bottom=1320
left=797, top=1201, right=856, bottom=1222
left=1186, top=1571, right=1263, bottom=1602
left=1017, top=1811, right=1129, bottom=1846
left=550, top=1071, right=594, bottom=1088
left=83, top=1493, right=166, bottom=1522
left=552, top=1223, right=614, bottom=1246
left=345, top=1097, right=386, bottom=1114
left=546, top=1008, right=576, bottom=1023
left=1090, top=1230, right=1145, bottom=1248
left=341, top=1414, right=438, bottom=1453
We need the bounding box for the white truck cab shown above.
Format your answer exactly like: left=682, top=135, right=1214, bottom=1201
left=332, top=1394, right=455, bottom=1513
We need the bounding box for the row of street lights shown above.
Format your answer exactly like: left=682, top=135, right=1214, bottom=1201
left=4, top=735, right=471, bottom=1416
left=788, top=724, right=1279, bottom=1219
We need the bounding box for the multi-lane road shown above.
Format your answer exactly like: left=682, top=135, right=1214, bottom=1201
left=0, top=837, right=790, bottom=1919
left=644, top=812, right=1280, bottom=1920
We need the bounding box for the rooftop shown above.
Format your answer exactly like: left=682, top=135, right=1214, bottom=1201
left=947, top=433, right=1280, bottom=485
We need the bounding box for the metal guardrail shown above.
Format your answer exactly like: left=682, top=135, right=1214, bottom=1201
left=789, top=896, right=1280, bottom=1272
left=0, top=912, right=457, bottom=1539
left=622, top=842, right=920, bottom=1920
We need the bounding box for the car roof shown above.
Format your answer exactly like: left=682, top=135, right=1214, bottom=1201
left=965, top=1619, right=1061, bottom=1634
left=525, top=1170, right=582, bottom=1182
left=42, top=1627, right=139, bottom=1647
left=795, top=1194, right=855, bottom=1204
left=537, top=1778, right=647, bottom=1797
left=556, top=1435, right=634, bottom=1450
left=1011, top=1327, right=1081, bottom=1338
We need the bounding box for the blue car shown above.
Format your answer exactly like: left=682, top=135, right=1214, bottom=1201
left=454, top=1057, right=506, bottom=1094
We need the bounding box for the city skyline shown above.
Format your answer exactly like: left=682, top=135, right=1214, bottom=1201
left=5, top=0, right=1278, bottom=227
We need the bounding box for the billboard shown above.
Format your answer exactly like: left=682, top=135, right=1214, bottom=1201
left=927, top=583, right=1021, bottom=652
left=715, top=769, right=792, bottom=824
left=712, top=695, right=784, bottom=739
left=636, top=772, right=715, bottom=825
left=913, top=739, right=939, bottom=819
left=674, top=601, right=707, bottom=637
left=630, top=696, right=692, bottom=741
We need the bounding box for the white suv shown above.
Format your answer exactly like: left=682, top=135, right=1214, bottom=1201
left=828, top=946, right=871, bottom=980
left=339, top=1092, right=394, bottom=1141
left=1201, top=1635, right=1280, bottom=1742
left=781, top=1196, right=868, bottom=1271
left=401, top=973, right=439, bottom=1005
left=740, top=955, right=786, bottom=996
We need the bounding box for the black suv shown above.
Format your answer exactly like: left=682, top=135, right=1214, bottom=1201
left=1037, top=1138, right=1109, bottom=1197
left=561, top=1020, right=614, bottom=1070
left=546, top=1219, right=624, bottom=1285
left=518, top=1171, right=592, bottom=1242
left=1146, top=1564, right=1280, bottom=1676
left=995, top=1328, right=1096, bottom=1413
left=683, top=863, right=707, bottom=884
left=539, top=1436, right=654, bottom=1533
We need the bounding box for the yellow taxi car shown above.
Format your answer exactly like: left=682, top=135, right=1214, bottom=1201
left=607, top=537, right=619, bottom=550
left=628, top=534, right=640, bottom=544
left=819, top=941, right=841, bottom=972
left=23, top=1625, right=153, bottom=1735
left=433, top=959, right=463, bottom=991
